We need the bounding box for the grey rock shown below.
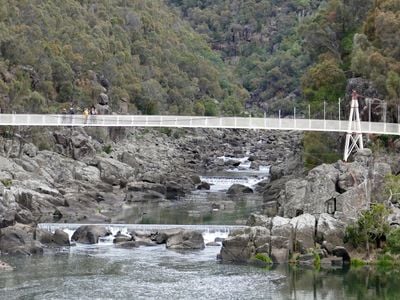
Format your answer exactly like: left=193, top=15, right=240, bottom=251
left=246, top=214, right=271, bottom=228
left=98, top=93, right=109, bottom=105
left=166, top=230, right=205, bottom=250
left=316, top=213, right=345, bottom=246
left=54, top=229, right=70, bottom=246
left=71, top=225, right=111, bottom=244
left=332, top=246, right=351, bottom=263
left=290, top=213, right=316, bottom=250
left=227, top=184, right=253, bottom=195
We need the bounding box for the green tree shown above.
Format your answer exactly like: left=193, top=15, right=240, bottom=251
left=345, top=204, right=390, bottom=258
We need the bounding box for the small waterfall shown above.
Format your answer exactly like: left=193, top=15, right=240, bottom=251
left=200, top=175, right=268, bottom=192
left=38, top=223, right=246, bottom=245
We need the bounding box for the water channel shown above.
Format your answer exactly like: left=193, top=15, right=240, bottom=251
left=1, top=157, right=398, bottom=299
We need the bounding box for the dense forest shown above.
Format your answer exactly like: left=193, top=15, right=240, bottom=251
left=0, top=0, right=399, bottom=117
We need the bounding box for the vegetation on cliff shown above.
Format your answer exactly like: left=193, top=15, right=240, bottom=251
left=0, top=0, right=246, bottom=115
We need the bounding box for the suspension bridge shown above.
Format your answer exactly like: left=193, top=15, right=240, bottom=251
left=0, top=95, right=397, bottom=161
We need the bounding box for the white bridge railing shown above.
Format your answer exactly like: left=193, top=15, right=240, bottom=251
left=0, top=114, right=399, bottom=136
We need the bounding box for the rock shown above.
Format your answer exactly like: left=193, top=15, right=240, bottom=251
left=270, top=166, right=284, bottom=181
left=322, top=241, right=334, bottom=254
left=283, top=179, right=308, bottom=218
left=113, top=236, right=133, bottom=244
left=297, top=253, right=315, bottom=266
left=227, top=184, right=253, bottom=195
left=165, top=181, right=185, bottom=200
left=71, top=225, right=111, bottom=244
left=0, top=260, right=13, bottom=271
left=332, top=246, right=351, bottom=264
left=220, top=234, right=253, bottom=263
left=197, top=181, right=210, bottom=190
left=284, top=164, right=339, bottom=218
left=127, top=181, right=166, bottom=195
left=98, top=93, right=109, bottom=105
left=206, top=242, right=221, bottom=246
left=263, top=201, right=279, bottom=217
left=335, top=184, right=369, bottom=222
left=115, top=241, right=138, bottom=248
left=316, top=214, right=345, bottom=247
left=35, top=229, right=55, bottom=244
left=150, top=228, right=185, bottom=244
left=290, top=214, right=316, bottom=250
left=0, top=224, right=44, bottom=255
left=246, top=214, right=271, bottom=227
left=166, top=230, right=205, bottom=250
left=96, top=157, right=135, bottom=185
left=270, top=247, right=289, bottom=264
left=53, top=229, right=70, bottom=246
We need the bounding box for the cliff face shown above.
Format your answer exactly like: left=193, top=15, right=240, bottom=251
left=0, top=127, right=303, bottom=227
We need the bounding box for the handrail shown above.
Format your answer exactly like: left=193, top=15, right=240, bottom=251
left=0, top=114, right=398, bottom=136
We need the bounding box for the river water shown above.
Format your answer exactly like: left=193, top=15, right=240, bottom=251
left=1, top=159, right=399, bottom=299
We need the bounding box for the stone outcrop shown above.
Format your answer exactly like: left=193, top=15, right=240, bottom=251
left=0, top=224, right=44, bottom=255
left=71, top=225, right=111, bottom=244
left=165, top=230, right=205, bottom=250
left=220, top=213, right=348, bottom=265
left=227, top=184, right=253, bottom=195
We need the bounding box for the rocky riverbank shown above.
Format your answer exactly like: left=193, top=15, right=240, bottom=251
left=0, top=126, right=302, bottom=252
left=218, top=149, right=400, bottom=267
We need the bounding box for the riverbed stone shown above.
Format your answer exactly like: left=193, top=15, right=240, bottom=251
left=54, top=229, right=70, bottom=246
left=220, top=234, right=253, bottom=263
left=71, top=225, right=111, bottom=244
left=0, top=224, right=44, bottom=255
left=166, top=230, right=205, bottom=250
left=332, top=246, right=351, bottom=264
left=227, top=184, right=253, bottom=195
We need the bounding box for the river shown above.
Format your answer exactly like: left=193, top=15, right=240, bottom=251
left=0, top=159, right=398, bottom=299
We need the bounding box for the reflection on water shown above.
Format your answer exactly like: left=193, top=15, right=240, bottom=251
left=1, top=244, right=400, bottom=300
left=115, top=191, right=262, bottom=225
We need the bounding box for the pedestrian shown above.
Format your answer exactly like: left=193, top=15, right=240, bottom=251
left=83, top=107, right=89, bottom=124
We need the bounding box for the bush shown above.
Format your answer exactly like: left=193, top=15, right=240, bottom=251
left=103, top=145, right=113, bottom=154
left=344, top=204, right=390, bottom=257
left=387, top=227, right=400, bottom=254
left=350, top=258, right=367, bottom=268
left=254, top=253, right=273, bottom=264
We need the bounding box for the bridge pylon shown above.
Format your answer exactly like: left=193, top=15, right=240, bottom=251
left=343, top=90, right=364, bottom=162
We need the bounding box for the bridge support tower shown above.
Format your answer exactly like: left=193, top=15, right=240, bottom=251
left=343, top=91, right=364, bottom=162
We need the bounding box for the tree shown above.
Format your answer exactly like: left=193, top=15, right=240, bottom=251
left=345, top=204, right=390, bottom=258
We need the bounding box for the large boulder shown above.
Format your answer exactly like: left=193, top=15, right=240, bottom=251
left=335, top=184, right=369, bottom=222
left=283, top=179, right=308, bottom=218
left=0, top=224, right=44, bottom=255
left=96, top=157, right=135, bottom=186
left=71, top=225, right=111, bottom=244
left=290, top=213, right=316, bottom=251
left=227, top=184, right=253, bottom=195
left=316, top=213, right=345, bottom=247
left=54, top=229, right=70, bottom=246
left=166, top=230, right=205, bottom=250
left=246, top=214, right=271, bottom=228
left=220, top=234, right=253, bottom=263
left=150, top=228, right=183, bottom=244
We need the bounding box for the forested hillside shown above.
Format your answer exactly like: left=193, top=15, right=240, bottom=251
left=168, top=0, right=400, bottom=116
left=0, top=0, right=246, bottom=115
left=0, top=0, right=399, bottom=118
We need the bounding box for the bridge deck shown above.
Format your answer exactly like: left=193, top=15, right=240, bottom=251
left=0, top=114, right=399, bottom=135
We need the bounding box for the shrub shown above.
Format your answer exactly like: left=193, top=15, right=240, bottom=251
left=344, top=204, right=390, bottom=257
left=103, top=145, right=113, bottom=154
left=386, top=227, right=400, bottom=254
left=254, top=253, right=273, bottom=264
left=350, top=258, right=367, bottom=268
